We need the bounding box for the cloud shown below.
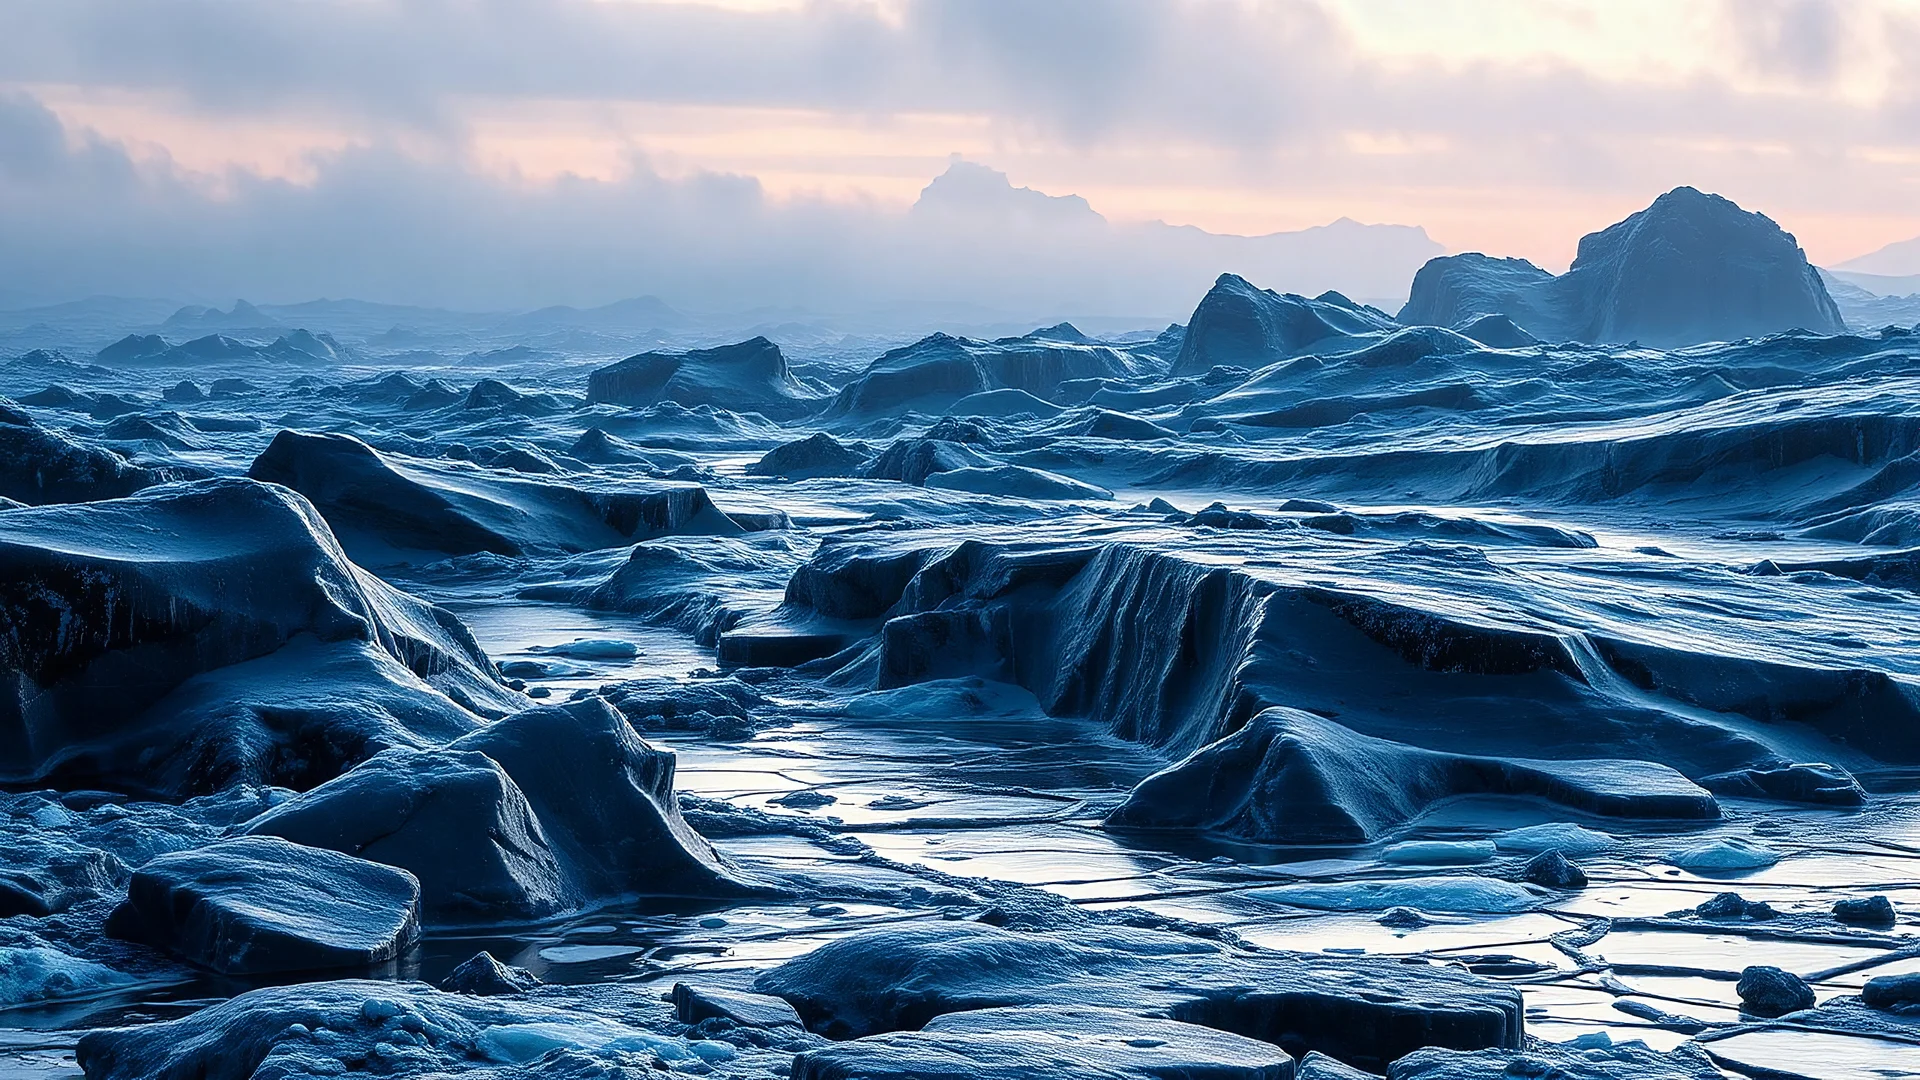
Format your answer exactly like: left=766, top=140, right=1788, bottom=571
left=1724, top=0, right=1848, bottom=86
left=0, top=92, right=1447, bottom=316
left=0, top=0, right=1917, bottom=307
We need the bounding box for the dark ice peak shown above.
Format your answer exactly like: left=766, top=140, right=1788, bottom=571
left=1172, top=273, right=1400, bottom=374
left=1558, top=185, right=1845, bottom=345
left=1400, top=186, right=1846, bottom=347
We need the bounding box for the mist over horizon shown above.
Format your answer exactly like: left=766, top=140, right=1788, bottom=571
left=7, top=0, right=1920, bottom=324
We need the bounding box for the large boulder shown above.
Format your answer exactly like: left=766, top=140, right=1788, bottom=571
left=241, top=747, right=575, bottom=924
left=248, top=429, right=743, bottom=563
left=1107, top=709, right=1717, bottom=844
left=450, top=699, right=766, bottom=900
left=756, top=921, right=1521, bottom=1071
left=792, top=1005, right=1296, bottom=1080
left=0, top=477, right=516, bottom=794
left=105, top=836, right=421, bottom=975
left=587, top=336, right=821, bottom=419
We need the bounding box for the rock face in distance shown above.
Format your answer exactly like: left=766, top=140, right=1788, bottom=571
left=1400, top=187, right=1846, bottom=347
left=249, top=429, right=744, bottom=562
left=241, top=747, right=575, bottom=924
left=586, top=336, right=820, bottom=419
left=0, top=477, right=515, bottom=794
left=1171, top=274, right=1400, bottom=375
left=1106, top=708, right=1718, bottom=844
left=105, top=836, right=421, bottom=975
left=791, top=1005, right=1296, bottom=1080
left=755, top=921, right=1521, bottom=1071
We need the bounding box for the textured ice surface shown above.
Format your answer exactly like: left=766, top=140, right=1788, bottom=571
left=4, top=208, right=1920, bottom=1076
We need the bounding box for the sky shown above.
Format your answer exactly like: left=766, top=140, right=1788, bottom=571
left=2, top=0, right=1918, bottom=314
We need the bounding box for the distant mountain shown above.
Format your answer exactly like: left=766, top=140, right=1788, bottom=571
left=499, top=296, right=688, bottom=333
left=1820, top=270, right=1920, bottom=330
left=163, top=300, right=282, bottom=333
left=902, top=162, right=1445, bottom=313
left=1400, top=187, right=1844, bottom=347
left=0, top=296, right=182, bottom=337
left=911, top=161, right=1105, bottom=229
left=1837, top=235, right=1920, bottom=277
left=94, top=328, right=353, bottom=366
left=1825, top=269, right=1920, bottom=298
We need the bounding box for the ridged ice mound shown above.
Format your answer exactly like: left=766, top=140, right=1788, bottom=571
left=245, top=698, right=767, bottom=916
left=249, top=429, right=745, bottom=562
left=1400, top=187, right=1846, bottom=346
left=0, top=477, right=519, bottom=794
left=792, top=1006, right=1296, bottom=1080
left=830, top=327, right=1156, bottom=415
left=1108, top=708, right=1717, bottom=844
left=1172, top=274, right=1400, bottom=374
left=754, top=527, right=1903, bottom=841
left=0, top=397, right=182, bottom=505
left=755, top=921, right=1521, bottom=1071
left=586, top=336, right=824, bottom=419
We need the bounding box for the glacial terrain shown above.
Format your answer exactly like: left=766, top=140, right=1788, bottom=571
left=5, top=189, right=1920, bottom=1079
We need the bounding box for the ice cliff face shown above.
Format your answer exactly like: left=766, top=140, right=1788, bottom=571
left=0, top=477, right=519, bottom=793
left=1400, top=187, right=1846, bottom=346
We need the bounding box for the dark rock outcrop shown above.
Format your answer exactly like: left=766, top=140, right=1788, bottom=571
left=1736, top=964, right=1815, bottom=1017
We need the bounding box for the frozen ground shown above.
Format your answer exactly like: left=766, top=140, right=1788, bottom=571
left=6, top=269, right=1920, bottom=1078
